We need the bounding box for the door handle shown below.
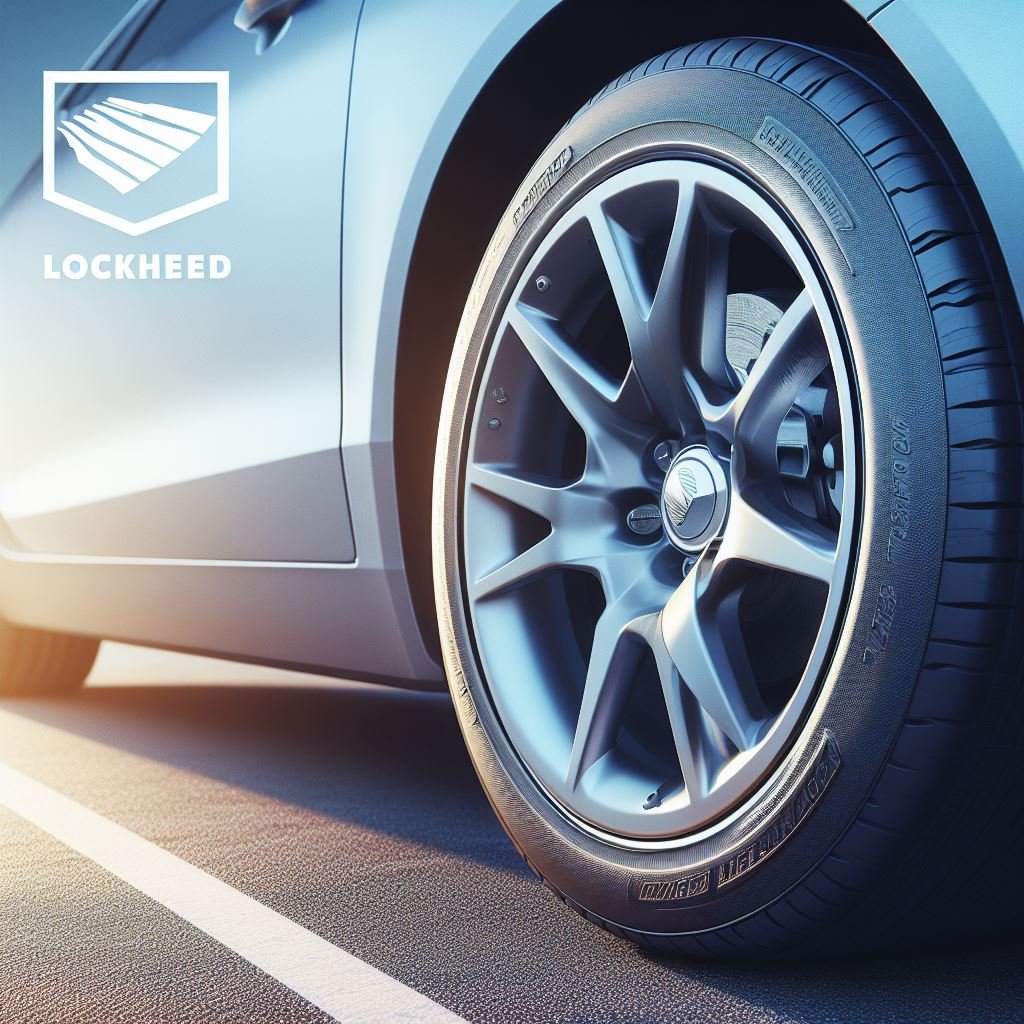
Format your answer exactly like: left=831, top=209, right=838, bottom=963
left=234, top=0, right=305, bottom=55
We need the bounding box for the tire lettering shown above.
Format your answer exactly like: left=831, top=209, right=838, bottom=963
left=753, top=117, right=854, bottom=234
left=633, top=733, right=842, bottom=906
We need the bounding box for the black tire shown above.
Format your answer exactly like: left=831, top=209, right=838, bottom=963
left=0, top=622, right=98, bottom=696
left=434, top=38, right=1024, bottom=954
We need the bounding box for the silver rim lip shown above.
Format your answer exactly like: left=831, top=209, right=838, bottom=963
left=461, top=154, right=859, bottom=850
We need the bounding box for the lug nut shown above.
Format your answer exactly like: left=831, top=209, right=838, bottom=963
left=653, top=440, right=681, bottom=473
left=626, top=504, right=662, bottom=536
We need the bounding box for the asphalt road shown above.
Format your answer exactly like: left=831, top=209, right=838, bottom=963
left=0, top=648, right=1021, bottom=1024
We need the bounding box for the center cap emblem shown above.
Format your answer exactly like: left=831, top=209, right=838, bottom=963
left=664, top=464, right=700, bottom=528
left=660, top=446, right=728, bottom=554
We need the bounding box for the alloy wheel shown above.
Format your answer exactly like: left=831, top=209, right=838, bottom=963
left=463, top=158, right=856, bottom=845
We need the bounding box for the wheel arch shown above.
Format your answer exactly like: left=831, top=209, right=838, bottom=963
left=391, top=0, right=892, bottom=658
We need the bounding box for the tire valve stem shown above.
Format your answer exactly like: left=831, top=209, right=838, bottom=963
left=535, top=275, right=551, bottom=293
left=492, top=386, right=508, bottom=405
left=643, top=781, right=671, bottom=810
left=487, top=417, right=501, bottom=431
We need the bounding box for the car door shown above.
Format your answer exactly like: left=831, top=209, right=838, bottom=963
left=0, top=0, right=360, bottom=562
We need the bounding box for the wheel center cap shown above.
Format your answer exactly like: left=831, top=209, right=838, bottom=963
left=660, top=445, right=729, bottom=554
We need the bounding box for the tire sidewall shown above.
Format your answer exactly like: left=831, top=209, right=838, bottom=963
left=434, top=65, right=948, bottom=935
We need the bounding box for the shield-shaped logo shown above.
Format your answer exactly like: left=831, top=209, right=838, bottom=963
left=43, top=71, right=229, bottom=236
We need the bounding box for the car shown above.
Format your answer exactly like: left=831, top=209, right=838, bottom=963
left=1, top=0, right=1022, bottom=955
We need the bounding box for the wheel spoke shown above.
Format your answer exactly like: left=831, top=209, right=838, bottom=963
left=471, top=526, right=628, bottom=600
left=586, top=206, right=651, bottom=357
left=470, top=533, right=561, bottom=600
left=731, top=289, right=827, bottom=470
left=587, top=189, right=692, bottom=432
left=468, top=463, right=592, bottom=527
left=718, top=488, right=838, bottom=583
left=508, top=303, right=620, bottom=439
left=678, top=186, right=734, bottom=432
left=632, top=613, right=707, bottom=801
left=566, top=582, right=666, bottom=789
left=660, top=564, right=763, bottom=752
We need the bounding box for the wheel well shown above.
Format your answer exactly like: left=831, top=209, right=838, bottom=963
left=395, top=0, right=888, bottom=658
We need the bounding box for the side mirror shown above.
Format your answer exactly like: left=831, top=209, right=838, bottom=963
left=233, top=0, right=305, bottom=55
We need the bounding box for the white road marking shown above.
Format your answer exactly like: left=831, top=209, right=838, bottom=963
left=0, top=761, right=466, bottom=1024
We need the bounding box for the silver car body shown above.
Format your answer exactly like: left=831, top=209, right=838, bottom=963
left=0, top=0, right=1019, bottom=689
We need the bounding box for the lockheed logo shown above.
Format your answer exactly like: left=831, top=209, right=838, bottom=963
left=43, top=70, right=229, bottom=236
left=663, top=464, right=699, bottom=528
left=56, top=96, right=217, bottom=195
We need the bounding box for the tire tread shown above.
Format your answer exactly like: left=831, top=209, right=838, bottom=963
left=539, top=37, right=1024, bottom=955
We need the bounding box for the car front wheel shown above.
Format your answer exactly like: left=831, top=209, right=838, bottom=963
left=434, top=38, right=1024, bottom=953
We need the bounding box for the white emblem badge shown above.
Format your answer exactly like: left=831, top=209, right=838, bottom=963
left=43, top=71, right=228, bottom=236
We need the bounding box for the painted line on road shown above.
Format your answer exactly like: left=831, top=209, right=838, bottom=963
left=0, top=760, right=466, bottom=1024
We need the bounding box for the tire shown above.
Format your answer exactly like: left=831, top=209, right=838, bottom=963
left=434, top=38, right=1024, bottom=954
left=0, top=622, right=98, bottom=696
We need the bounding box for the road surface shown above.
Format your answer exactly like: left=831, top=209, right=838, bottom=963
left=0, top=644, right=1019, bottom=1023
